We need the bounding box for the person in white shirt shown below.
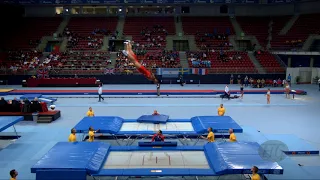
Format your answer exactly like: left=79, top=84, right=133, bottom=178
left=98, top=84, right=104, bottom=102
left=223, top=85, right=230, bottom=100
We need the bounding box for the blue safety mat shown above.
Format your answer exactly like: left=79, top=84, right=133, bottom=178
left=138, top=141, right=178, bottom=147
left=74, top=116, right=124, bottom=134
left=31, top=142, right=110, bottom=174
left=0, top=116, right=24, bottom=132
left=20, top=94, right=43, bottom=99
left=205, top=142, right=283, bottom=175
left=263, top=134, right=319, bottom=155
left=191, top=116, right=243, bottom=133
left=137, top=115, right=169, bottom=124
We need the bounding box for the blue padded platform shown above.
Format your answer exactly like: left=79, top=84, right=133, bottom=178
left=138, top=141, right=178, bottom=147
left=0, top=116, right=24, bottom=132
left=205, top=142, right=283, bottom=175
left=74, top=116, right=124, bottom=134
left=137, top=115, right=169, bottom=124
left=31, top=142, right=110, bottom=174
left=191, top=116, right=243, bottom=134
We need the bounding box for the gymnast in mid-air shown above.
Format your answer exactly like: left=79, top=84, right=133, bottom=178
left=122, top=40, right=159, bottom=84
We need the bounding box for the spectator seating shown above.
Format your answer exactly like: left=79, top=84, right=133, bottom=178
left=255, top=52, right=285, bottom=73
left=123, top=17, right=175, bottom=50
left=271, top=14, right=320, bottom=50
left=48, top=51, right=111, bottom=74
left=237, top=17, right=270, bottom=48
left=269, top=16, right=292, bottom=50
left=66, top=17, right=118, bottom=50
left=182, top=17, right=234, bottom=50
left=6, top=17, right=62, bottom=49
left=1, top=51, right=42, bottom=74
left=187, top=51, right=257, bottom=73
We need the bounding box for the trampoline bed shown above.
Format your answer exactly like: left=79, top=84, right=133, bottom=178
left=31, top=142, right=283, bottom=180
left=74, top=116, right=242, bottom=143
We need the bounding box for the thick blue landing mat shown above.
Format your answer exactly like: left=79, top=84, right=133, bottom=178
left=192, top=116, right=243, bottom=133
left=73, top=116, right=243, bottom=134
left=31, top=142, right=110, bottom=174
left=74, top=116, right=124, bottom=134
left=264, top=134, right=319, bottom=155
left=206, top=142, right=283, bottom=175
left=137, top=115, right=169, bottom=123
left=0, top=116, right=24, bottom=132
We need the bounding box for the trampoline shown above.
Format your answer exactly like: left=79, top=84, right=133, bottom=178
left=73, top=116, right=243, bottom=145
left=0, top=116, right=24, bottom=139
left=31, top=142, right=283, bottom=180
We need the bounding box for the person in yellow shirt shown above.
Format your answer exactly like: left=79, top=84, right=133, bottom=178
left=68, top=128, right=77, bottom=142
left=218, top=104, right=225, bottom=116
left=229, top=128, right=237, bottom=142
left=251, top=166, right=261, bottom=180
left=201, top=127, right=215, bottom=142
left=87, top=107, right=95, bottom=117
left=10, top=169, right=18, bottom=180
left=88, top=126, right=100, bottom=142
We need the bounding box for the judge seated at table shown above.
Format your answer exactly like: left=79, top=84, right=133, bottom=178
left=22, top=98, right=31, bottom=113
left=31, top=97, right=42, bottom=112
left=11, top=97, right=21, bottom=112
left=151, top=130, right=165, bottom=142
left=0, top=97, right=8, bottom=112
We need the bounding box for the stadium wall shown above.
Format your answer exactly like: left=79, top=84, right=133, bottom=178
left=0, top=74, right=285, bottom=85
left=23, top=1, right=320, bottom=17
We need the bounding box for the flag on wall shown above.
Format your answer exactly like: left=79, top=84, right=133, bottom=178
left=104, top=68, right=115, bottom=75
left=179, top=68, right=190, bottom=75
left=162, top=68, right=179, bottom=78
left=37, top=69, right=49, bottom=78
left=156, top=68, right=162, bottom=75
left=192, top=68, right=208, bottom=75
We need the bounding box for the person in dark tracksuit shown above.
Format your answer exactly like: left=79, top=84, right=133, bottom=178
left=157, top=83, right=160, bottom=96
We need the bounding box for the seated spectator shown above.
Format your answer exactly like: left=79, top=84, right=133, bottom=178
left=152, top=110, right=160, bottom=115
left=256, top=79, right=261, bottom=88
left=251, top=166, right=261, bottom=180
left=273, top=79, right=277, bottom=87
left=87, top=107, right=95, bottom=117
left=261, top=79, right=265, bottom=88
left=277, top=78, right=282, bottom=87
left=151, top=130, right=165, bottom=142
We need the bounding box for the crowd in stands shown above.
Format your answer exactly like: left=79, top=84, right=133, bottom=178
left=187, top=50, right=243, bottom=68
left=197, top=30, right=233, bottom=51
left=64, top=28, right=105, bottom=50
left=0, top=50, right=42, bottom=74
left=187, top=51, right=211, bottom=68
left=128, top=25, right=168, bottom=50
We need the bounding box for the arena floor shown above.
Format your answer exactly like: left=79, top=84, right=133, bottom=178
left=0, top=84, right=320, bottom=180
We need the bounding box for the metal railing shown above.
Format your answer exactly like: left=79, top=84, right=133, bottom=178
left=0, top=67, right=286, bottom=76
